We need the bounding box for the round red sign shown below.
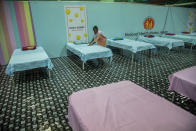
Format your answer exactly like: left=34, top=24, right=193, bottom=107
left=144, top=17, right=154, bottom=30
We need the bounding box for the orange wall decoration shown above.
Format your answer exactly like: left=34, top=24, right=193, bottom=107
left=144, top=17, right=154, bottom=30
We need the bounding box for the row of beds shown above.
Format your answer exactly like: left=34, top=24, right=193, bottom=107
left=5, top=33, right=196, bottom=131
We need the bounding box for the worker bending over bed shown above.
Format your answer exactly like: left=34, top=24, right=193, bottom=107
left=89, top=26, right=106, bottom=47
left=89, top=26, right=106, bottom=67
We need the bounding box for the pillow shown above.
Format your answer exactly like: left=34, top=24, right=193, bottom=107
left=165, top=33, right=175, bottom=36
left=112, top=37, right=124, bottom=41
left=181, top=32, right=190, bottom=34
left=73, top=41, right=87, bottom=44
left=144, top=35, right=154, bottom=38
left=22, top=45, right=36, bottom=51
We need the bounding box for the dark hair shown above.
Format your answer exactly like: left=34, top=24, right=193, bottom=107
left=93, top=26, right=98, bottom=30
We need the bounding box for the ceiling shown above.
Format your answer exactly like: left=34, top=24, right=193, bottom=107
left=10, top=0, right=196, bottom=8
left=131, top=0, right=196, bottom=8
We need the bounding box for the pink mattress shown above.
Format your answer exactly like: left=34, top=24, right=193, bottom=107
left=68, top=81, right=196, bottom=131
left=168, top=66, right=196, bottom=101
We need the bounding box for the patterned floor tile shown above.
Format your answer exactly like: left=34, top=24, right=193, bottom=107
left=0, top=46, right=196, bottom=130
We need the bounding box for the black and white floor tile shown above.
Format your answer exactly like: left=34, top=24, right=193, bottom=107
left=0, top=46, right=196, bottom=130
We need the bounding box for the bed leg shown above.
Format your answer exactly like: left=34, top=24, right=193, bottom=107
left=82, top=62, right=85, bottom=70
left=181, top=46, right=184, bottom=53
left=148, top=50, right=149, bottom=57
left=132, top=53, right=134, bottom=63
left=191, top=44, right=193, bottom=50
left=172, top=92, right=175, bottom=102
left=48, top=68, right=51, bottom=78
left=148, top=49, right=150, bottom=58
left=109, top=57, right=113, bottom=65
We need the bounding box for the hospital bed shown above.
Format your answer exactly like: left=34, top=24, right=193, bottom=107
left=138, top=36, right=184, bottom=50
left=164, top=34, right=196, bottom=50
left=66, top=43, right=113, bottom=70
left=168, top=66, right=196, bottom=102
left=107, top=39, right=156, bottom=62
left=5, top=46, right=54, bottom=76
left=68, top=81, right=196, bottom=131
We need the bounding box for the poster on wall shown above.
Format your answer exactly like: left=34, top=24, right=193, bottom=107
left=64, top=5, right=88, bottom=43
left=187, top=11, right=196, bottom=32
left=144, top=17, right=154, bottom=30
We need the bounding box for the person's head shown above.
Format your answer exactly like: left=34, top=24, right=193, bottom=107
left=93, top=26, right=98, bottom=34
